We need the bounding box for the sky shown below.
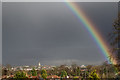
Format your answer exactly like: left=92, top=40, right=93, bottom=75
left=1, top=0, right=120, bottom=2
left=2, top=2, right=118, bottom=66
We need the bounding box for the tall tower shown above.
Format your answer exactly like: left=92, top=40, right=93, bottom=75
left=38, top=62, right=41, bottom=67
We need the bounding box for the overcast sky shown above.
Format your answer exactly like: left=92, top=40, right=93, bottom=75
left=2, top=2, right=118, bottom=66
left=1, top=0, right=120, bottom=2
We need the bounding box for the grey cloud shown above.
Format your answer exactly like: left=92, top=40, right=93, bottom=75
left=2, top=2, right=117, bottom=66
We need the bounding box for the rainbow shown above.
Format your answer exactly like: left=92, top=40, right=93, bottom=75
left=64, top=1, right=117, bottom=64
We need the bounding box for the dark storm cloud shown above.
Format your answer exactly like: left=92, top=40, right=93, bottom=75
left=2, top=2, right=118, bottom=66
left=77, top=2, right=118, bottom=36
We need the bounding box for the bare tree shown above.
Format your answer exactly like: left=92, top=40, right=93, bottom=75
left=108, top=11, right=120, bottom=65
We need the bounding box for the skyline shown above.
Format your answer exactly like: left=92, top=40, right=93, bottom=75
left=2, top=2, right=118, bottom=66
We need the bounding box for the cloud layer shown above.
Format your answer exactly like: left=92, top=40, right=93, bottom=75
left=2, top=2, right=118, bottom=66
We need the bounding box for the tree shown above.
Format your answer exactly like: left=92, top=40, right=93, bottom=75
left=41, top=69, right=48, bottom=79
left=31, top=68, right=37, bottom=76
left=108, top=12, right=120, bottom=65
left=76, top=67, right=80, bottom=76
left=6, top=64, right=11, bottom=71
left=41, top=73, right=48, bottom=79
left=2, top=68, right=8, bottom=76
left=87, top=65, right=93, bottom=73
left=14, top=71, right=27, bottom=79
left=60, top=70, right=67, bottom=78
left=89, top=70, right=100, bottom=80
left=41, top=69, right=47, bottom=74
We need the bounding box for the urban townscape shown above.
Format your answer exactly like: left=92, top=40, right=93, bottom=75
left=1, top=62, right=120, bottom=79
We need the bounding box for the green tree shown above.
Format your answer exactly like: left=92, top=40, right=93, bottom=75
left=76, top=67, right=80, bottom=76
left=31, top=68, right=37, bottom=76
left=14, top=71, right=27, bottom=79
left=89, top=70, right=100, bottom=80
left=41, top=73, right=48, bottom=79
left=41, top=69, right=48, bottom=79
left=41, top=69, right=47, bottom=74
left=60, top=70, right=67, bottom=78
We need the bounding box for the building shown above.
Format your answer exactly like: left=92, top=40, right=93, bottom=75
left=38, top=62, right=41, bottom=67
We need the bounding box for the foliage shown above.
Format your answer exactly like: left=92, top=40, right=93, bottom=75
left=89, top=70, right=101, bottom=80
left=41, top=69, right=48, bottom=79
left=76, top=67, right=80, bottom=76
left=41, top=73, right=48, bottom=79
left=108, top=12, right=120, bottom=64
left=41, top=69, right=47, bottom=74
left=60, top=70, right=67, bottom=78
left=6, top=64, right=12, bottom=71
left=31, top=67, right=37, bottom=76
left=74, top=76, right=79, bottom=78
left=14, top=71, right=27, bottom=79
left=73, top=76, right=79, bottom=80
